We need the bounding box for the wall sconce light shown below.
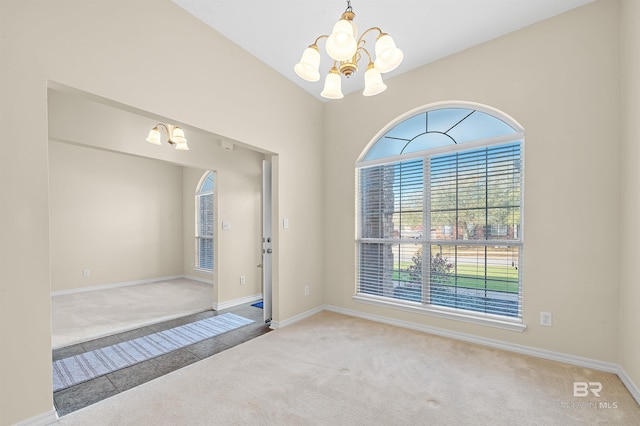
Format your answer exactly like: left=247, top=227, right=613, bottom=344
left=146, top=123, right=189, bottom=151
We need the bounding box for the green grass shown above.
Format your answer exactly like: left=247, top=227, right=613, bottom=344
left=456, top=264, right=518, bottom=280
left=443, top=275, right=518, bottom=293
left=392, top=263, right=519, bottom=293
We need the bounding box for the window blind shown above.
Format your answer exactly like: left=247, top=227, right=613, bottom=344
left=196, top=172, right=214, bottom=271
left=357, top=142, right=523, bottom=319
left=429, top=142, right=522, bottom=317
left=358, top=160, right=424, bottom=300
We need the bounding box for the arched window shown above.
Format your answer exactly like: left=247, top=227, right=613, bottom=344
left=195, top=171, right=214, bottom=272
left=356, top=103, right=524, bottom=329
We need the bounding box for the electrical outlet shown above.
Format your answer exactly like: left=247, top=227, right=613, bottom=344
left=83, top=269, right=90, bottom=277
left=240, top=276, right=246, bottom=285
left=540, top=311, right=553, bottom=327
left=304, top=286, right=310, bottom=296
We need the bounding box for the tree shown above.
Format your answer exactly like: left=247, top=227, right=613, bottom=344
left=430, top=146, right=521, bottom=240
left=407, top=247, right=454, bottom=286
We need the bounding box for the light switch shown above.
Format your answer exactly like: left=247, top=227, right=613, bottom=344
left=222, top=221, right=231, bottom=231
left=283, top=218, right=289, bottom=229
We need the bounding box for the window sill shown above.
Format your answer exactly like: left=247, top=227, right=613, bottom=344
left=352, top=293, right=526, bottom=332
left=193, top=268, right=214, bottom=275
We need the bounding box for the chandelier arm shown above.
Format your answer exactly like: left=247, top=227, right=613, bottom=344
left=360, top=46, right=373, bottom=64
left=357, top=27, right=383, bottom=45
left=313, top=34, right=330, bottom=46
left=353, top=46, right=364, bottom=68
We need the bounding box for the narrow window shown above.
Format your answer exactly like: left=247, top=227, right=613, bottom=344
left=195, top=171, right=214, bottom=272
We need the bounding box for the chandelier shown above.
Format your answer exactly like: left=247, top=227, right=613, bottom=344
left=294, top=0, right=403, bottom=99
left=146, top=123, right=189, bottom=151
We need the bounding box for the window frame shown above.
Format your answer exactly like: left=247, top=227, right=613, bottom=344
left=355, top=103, right=526, bottom=332
left=195, top=171, right=214, bottom=273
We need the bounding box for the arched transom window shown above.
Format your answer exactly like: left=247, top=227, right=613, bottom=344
left=356, top=103, right=525, bottom=330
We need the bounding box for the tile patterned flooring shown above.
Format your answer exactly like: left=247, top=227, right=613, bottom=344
left=52, top=302, right=270, bottom=417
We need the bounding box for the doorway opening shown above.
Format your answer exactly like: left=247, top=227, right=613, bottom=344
left=47, top=83, right=277, bottom=416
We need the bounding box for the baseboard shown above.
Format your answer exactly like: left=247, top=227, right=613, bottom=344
left=324, top=305, right=621, bottom=374
left=269, top=305, right=325, bottom=330
left=51, top=275, right=203, bottom=296
left=12, top=408, right=57, bottom=426
left=617, top=366, right=640, bottom=406
left=182, top=275, right=213, bottom=285
left=213, top=294, right=262, bottom=311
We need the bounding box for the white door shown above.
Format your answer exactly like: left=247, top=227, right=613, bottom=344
left=262, top=160, right=273, bottom=323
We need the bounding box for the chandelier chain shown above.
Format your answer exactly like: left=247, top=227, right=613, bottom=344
left=345, top=0, right=353, bottom=13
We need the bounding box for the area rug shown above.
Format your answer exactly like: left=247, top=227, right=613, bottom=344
left=251, top=301, right=263, bottom=309
left=52, top=312, right=253, bottom=391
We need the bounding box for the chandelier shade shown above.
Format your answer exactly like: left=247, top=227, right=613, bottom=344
left=325, top=18, right=358, bottom=61
left=363, top=63, right=387, bottom=96
left=294, top=45, right=321, bottom=82
left=374, top=34, right=404, bottom=73
left=320, top=67, right=344, bottom=99
left=294, top=0, right=403, bottom=99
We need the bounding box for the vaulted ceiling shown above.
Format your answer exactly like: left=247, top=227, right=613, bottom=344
left=173, top=0, right=593, bottom=100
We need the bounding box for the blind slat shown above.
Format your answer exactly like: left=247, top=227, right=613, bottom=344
left=357, top=142, right=523, bottom=319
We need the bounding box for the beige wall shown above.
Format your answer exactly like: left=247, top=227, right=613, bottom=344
left=49, top=142, right=184, bottom=291
left=182, top=165, right=263, bottom=303
left=620, top=0, right=640, bottom=394
left=49, top=141, right=263, bottom=304
left=2, top=0, right=638, bottom=423
left=212, top=165, right=264, bottom=303
left=0, top=0, right=323, bottom=423
left=323, top=0, right=622, bottom=362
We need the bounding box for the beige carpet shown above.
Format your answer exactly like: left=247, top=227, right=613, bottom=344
left=51, top=278, right=213, bottom=349
left=56, top=311, right=639, bottom=425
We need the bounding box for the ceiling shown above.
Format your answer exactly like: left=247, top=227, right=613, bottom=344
left=173, top=0, right=593, bottom=101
